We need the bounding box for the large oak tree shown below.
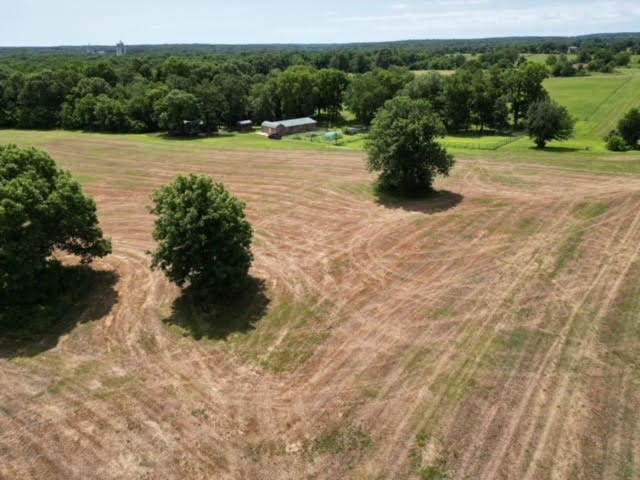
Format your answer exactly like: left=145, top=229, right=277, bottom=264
left=365, top=96, right=455, bottom=195
left=0, top=145, right=111, bottom=300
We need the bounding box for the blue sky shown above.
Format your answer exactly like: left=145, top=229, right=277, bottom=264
left=3, top=0, right=640, bottom=46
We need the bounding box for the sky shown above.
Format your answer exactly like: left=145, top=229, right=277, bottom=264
left=3, top=0, right=640, bottom=46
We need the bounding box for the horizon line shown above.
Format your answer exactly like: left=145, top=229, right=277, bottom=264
left=1, top=31, right=639, bottom=50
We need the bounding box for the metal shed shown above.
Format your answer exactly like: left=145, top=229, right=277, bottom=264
left=261, top=117, right=317, bottom=136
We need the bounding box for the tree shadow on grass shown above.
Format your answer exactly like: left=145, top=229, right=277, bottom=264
left=158, top=132, right=235, bottom=141
left=374, top=186, right=464, bottom=214
left=528, top=146, right=583, bottom=153
left=0, top=266, right=119, bottom=359
left=164, top=276, right=270, bottom=341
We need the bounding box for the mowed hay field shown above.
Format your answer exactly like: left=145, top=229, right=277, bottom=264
left=2, top=131, right=640, bottom=479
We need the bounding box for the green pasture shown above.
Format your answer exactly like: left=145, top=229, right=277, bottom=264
left=1, top=69, right=639, bottom=167
left=533, top=70, right=640, bottom=151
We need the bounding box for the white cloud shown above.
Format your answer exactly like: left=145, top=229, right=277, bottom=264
left=328, top=1, right=640, bottom=38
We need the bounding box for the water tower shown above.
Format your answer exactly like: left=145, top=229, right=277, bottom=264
left=116, top=41, right=126, bottom=57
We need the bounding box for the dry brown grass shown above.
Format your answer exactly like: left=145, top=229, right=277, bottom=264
left=1, top=133, right=640, bottom=479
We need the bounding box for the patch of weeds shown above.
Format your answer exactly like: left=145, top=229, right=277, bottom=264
left=405, top=348, right=431, bottom=377
left=233, top=295, right=333, bottom=373
left=573, top=201, right=609, bottom=220
left=191, top=408, right=209, bottom=421
left=409, top=432, right=452, bottom=479
left=551, top=228, right=585, bottom=277
left=139, top=457, right=154, bottom=469
left=428, top=304, right=456, bottom=320
left=416, top=430, right=430, bottom=448
left=335, top=182, right=376, bottom=200
left=491, top=173, right=530, bottom=185
left=47, top=380, right=63, bottom=395
left=312, top=425, right=373, bottom=455
left=245, top=439, right=290, bottom=461
left=550, top=202, right=609, bottom=277
left=361, top=386, right=380, bottom=400
left=262, top=328, right=330, bottom=373
left=418, top=459, right=451, bottom=480
left=513, top=217, right=538, bottom=237
left=93, top=374, right=137, bottom=398
left=74, top=360, right=100, bottom=376
left=329, top=258, right=352, bottom=277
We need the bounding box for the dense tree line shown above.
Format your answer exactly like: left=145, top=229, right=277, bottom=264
left=0, top=52, right=545, bottom=134
left=2, top=32, right=634, bottom=136
left=547, top=48, right=633, bottom=77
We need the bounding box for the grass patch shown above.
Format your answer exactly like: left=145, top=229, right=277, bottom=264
left=428, top=304, right=456, bottom=320
left=573, top=201, right=609, bottom=220
left=513, top=217, right=538, bottom=236
left=441, top=134, right=520, bottom=151
left=409, top=431, right=451, bottom=480
left=550, top=201, right=609, bottom=278
left=418, top=461, right=451, bottom=480
left=254, top=297, right=332, bottom=373
left=173, top=290, right=335, bottom=373
left=404, top=348, right=432, bottom=377
left=552, top=228, right=585, bottom=278
left=335, top=181, right=377, bottom=200
left=312, top=425, right=373, bottom=455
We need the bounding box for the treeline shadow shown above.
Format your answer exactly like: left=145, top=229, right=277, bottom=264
left=164, top=276, right=270, bottom=341
left=158, top=132, right=235, bottom=141
left=528, top=146, right=583, bottom=153
left=0, top=267, right=119, bottom=359
left=374, top=187, right=464, bottom=214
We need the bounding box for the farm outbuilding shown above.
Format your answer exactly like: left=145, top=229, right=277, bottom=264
left=237, top=120, right=253, bottom=131
left=262, top=117, right=317, bottom=136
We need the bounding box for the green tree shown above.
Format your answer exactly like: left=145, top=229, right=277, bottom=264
left=617, top=108, right=640, bottom=149
left=345, top=68, right=412, bottom=125
left=16, top=70, right=65, bottom=129
left=250, top=74, right=281, bottom=123
left=150, top=175, right=253, bottom=299
left=93, top=95, right=129, bottom=132
left=401, top=73, right=446, bottom=114
left=154, top=89, right=201, bottom=134
left=84, top=61, right=119, bottom=86
left=527, top=99, right=575, bottom=148
left=0, top=145, right=111, bottom=299
left=277, top=66, right=318, bottom=119
left=316, top=68, right=349, bottom=120
left=213, top=72, right=250, bottom=127
left=194, top=80, right=227, bottom=133
left=365, top=96, right=455, bottom=195
left=506, top=62, right=549, bottom=127
left=443, top=71, right=473, bottom=132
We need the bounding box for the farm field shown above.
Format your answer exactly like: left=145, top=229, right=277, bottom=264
left=1, top=131, right=640, bottom=479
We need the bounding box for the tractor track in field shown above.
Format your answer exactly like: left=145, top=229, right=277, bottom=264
left=2, top=135, right=640, bottom=479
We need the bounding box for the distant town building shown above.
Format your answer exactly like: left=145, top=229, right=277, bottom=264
left=567, top=46, right=579, bottom=55
left=116, top=41, right=126, bottom=57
